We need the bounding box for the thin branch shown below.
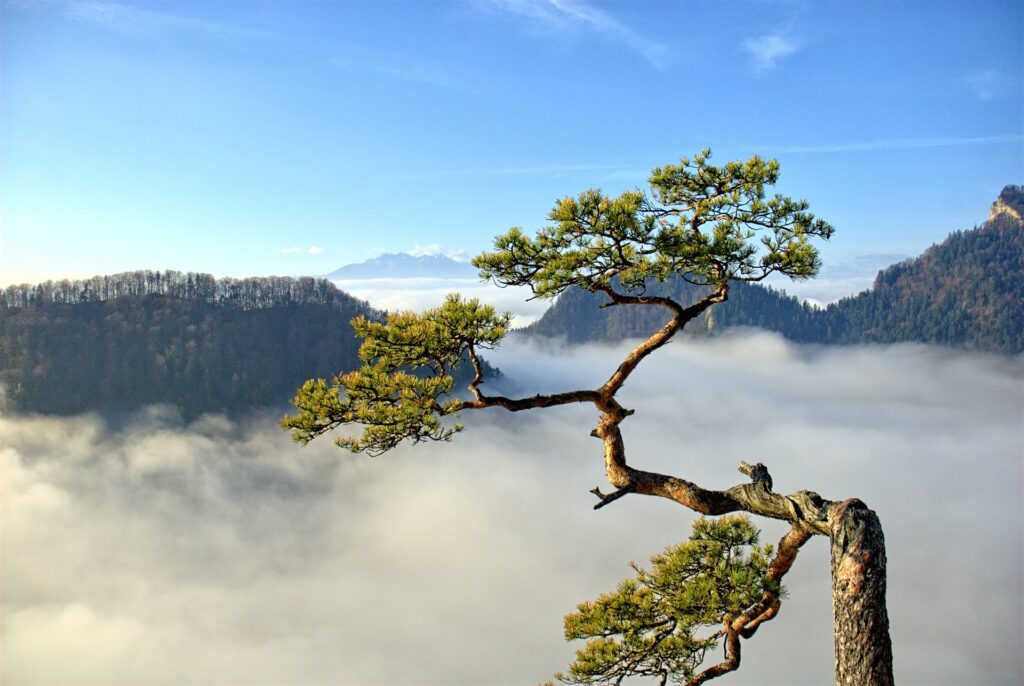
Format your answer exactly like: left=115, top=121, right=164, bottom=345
left=594, top=285, right=727, bottom=401
left=685, top=624, right=741, bottom=686
left=735, top=525, right=811, bottom=640
left=466, top=344, right=485, bottom=401
left=590, top=485, right=635, bottom=509
left=608, top=461, right=832, bottom=536
left=456, top=388, right=601, bottom=413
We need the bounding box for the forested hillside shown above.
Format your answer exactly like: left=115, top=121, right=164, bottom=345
left=526, top=278, right=830, bottom=343
left=0, top=271, right=376, bottom=417
left=823, top=186, right=1023, bottom=350
left=3, top=188, right=1019, bottom=418
left=525, top=186, right=1023, bottom=353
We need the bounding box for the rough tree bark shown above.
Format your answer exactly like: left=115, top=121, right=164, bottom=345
left=830, top=500, right=894, bottom=686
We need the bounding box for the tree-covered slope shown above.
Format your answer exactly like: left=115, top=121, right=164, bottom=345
left=824, top=208, right=1023, bottom=351
left=0, top=272, right=377, bottom=417
left=524, top=186, right=1023, bottom=353
left=525, top=278, right=828, bottom=344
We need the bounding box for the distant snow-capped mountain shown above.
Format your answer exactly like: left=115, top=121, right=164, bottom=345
left=326, top=253, right=478, bottom=279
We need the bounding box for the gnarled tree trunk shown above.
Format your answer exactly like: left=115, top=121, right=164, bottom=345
left=830, top=499, right=894, bottom=686
left=593, top=399, right=896, bottom=685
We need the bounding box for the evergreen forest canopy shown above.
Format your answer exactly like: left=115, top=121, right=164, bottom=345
left=0, top=271, right=379, bottom=417
left=2, top=270, right=358, bottom=309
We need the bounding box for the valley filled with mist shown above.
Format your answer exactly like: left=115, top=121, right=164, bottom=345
left=4, top=1, right=1022, bottom=684
left=3, top=333, right=1021, bottom=685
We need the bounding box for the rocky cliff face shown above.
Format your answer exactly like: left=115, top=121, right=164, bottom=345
left=990, top=185, right=1023, bottom=223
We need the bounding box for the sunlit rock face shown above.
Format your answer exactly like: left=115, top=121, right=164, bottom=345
left=990, top=185, right=1023, bottom=223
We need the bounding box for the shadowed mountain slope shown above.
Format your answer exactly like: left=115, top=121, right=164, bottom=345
left=1, top=272, right=377, bottom=417
left=523, top=186, right=1023, bottom=353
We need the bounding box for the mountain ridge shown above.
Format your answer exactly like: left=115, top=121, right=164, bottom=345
left=0, top=270, right=502, bottom=418
left=326, top=252, right=477, bottom=280
left=2, top=187, right=1019, bottom=419
left=524, top=185, right=1023, bottom=353
left=821, top=195, right=1022, bottom=350
left=1, top=272, right=378, bottom=417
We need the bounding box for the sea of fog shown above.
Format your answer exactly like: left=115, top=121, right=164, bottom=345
left=2, top=331, right=1022, bottom=685
left=331, top=278, right=549, bottom=326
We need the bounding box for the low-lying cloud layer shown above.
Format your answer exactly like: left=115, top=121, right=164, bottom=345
left=331, top=277, right=549, bottom=327
left=2, top=332, right=1022, bottom=685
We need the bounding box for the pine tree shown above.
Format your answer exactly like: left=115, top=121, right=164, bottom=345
left=282, top=150, right=893, bottom=685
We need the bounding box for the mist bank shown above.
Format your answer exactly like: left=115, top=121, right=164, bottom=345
left=2, top=332, right=1022, bottom=685
left=331, top=277, right=547, bottom=327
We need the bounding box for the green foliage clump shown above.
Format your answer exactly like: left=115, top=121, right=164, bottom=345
left=558, top=515, right=779, bottom=686
left=474, top=149, right=833, bottom=299
left=281, top=294, right=510, bottom=455
left=527, top=187, right=1024, bottom=353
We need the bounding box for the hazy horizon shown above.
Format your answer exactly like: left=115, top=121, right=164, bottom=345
left=2, top=1, right=1021, bottom=287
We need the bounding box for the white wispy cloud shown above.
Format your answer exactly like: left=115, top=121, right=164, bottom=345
left=277, top=246, right=323, bottom=255
left=321, top=44, right=471, bottom=90
left=483, top=0, right=670, bottom=68
left=330, top=277, right=548, bottom=324
left=409, top=244, right=471, bottom=262
left=66, top=0, right=276, bottom=42
left=761, top=134, right=1024, bottom=154
left=964, top=69, right=1011, bottom=101
left=64, top=0, right=470, bottom=89
left=393, top=160, right=645, bottom=181
left=743, top=33, right=799, bottom=71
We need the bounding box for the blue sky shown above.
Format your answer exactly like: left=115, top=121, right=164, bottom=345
left=2, top=0, right=1021, bottom=297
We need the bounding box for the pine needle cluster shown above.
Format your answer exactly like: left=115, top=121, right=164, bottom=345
left=557, top=516, right=780, bottom=686
left=280, top=294, right=509, bottom=455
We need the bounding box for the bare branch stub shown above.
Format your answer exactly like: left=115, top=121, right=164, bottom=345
left=590, top=485, right=636, bottom=510
left=738, top=461, right=773, bottom=491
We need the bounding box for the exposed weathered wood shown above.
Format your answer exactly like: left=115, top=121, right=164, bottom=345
left=830, top=499, right=894, bottom=686
left=736, top=524, right=812, bottom=638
